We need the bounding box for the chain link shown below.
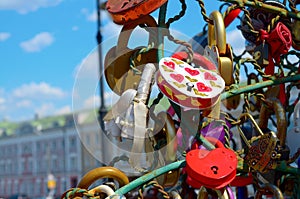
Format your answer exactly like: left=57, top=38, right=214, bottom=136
left=138, top=180, right=170, bottom=199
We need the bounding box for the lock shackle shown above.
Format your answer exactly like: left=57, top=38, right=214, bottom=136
left=192, top=136, right=224, bottom=150
left=258, top=98, right=287, bottom=147
left=172, top=51, right=217, bottom=71
left=154, top=111, right=177, bottom=163
left=208, top=11, right=226, bottom=55
left=77, top=167, right=129, bottom=189
left=237, top=113, right=264, bottom=148
left=197, top=186, right=230, bottom=199
left=254, top=183, right=284, bottom=199
left=116, top=15, right=158, bottom=53
left=88, top=184, right=115, bottom=196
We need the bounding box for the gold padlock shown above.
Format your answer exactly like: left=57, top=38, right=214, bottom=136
left=254, top=183, right=284, bottom=199
left=77, top=166, right=129, bottom=189
left=237, top=113, right=281, bottom=173
left=206, top=11, right=240, bottom=110
left=146, top=111, right=180, bottom=187
left=258, top=98, right=287, bottom=148
left=104, top=15, right=158, bottom=95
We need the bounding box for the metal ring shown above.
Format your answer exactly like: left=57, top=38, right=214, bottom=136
left=208, top=11, right=226, bottom=55
left=77, top=167, right=129, bottom=189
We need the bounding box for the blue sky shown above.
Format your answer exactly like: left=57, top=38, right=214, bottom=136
left=0, top=0, right=245, bottom=122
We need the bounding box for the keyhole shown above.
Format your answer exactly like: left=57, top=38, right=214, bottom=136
left=211, top=166, right=218, bottom=174
left=186, top=82, right=194, bottom=92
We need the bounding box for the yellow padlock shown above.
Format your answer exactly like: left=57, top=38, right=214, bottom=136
left=206, top=11, right=240, bottom=110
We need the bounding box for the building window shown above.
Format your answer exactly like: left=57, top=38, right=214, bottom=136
left=0, top=161, right=5, bottom=174
left=70, top=156, right=77, bottom=171
left=7, top=180, right=11, bottom=196
left=69, top=137, right=76, bottom=148
left=52, top=140, right=57, bottom=151
left=36, top=180, right=41, bottom=196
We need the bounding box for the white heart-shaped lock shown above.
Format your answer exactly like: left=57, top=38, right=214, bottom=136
left=156, top=57, right=225, bottom=110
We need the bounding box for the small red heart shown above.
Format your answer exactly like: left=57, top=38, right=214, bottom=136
left=164, top=61, right=175, bottom=70
left=185, top=68, right=200, bottom=76
left=197, top=82, right=212, bottom=92
left=170, top=73, right=184, bottom=83
left=204, top=72, right=217, bottom=80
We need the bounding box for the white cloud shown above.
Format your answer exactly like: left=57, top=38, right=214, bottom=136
left=16, top=100, right=32, bottom=108
left=74, top=50, right=99, bottom=79
left=227, top=29, right=246, bottom=55
left=0, top=97, right=5, bottom=104
left=13, top=82, right=66, bottom=99
left=81, top=8, right=99, bottom=22
left=84, top=95, right=100, bottom=108
left=20, top=32, right=54, bottom=52
left=55, top=105, right=71, bottom=115
left=101, top=21, right=121, bottom=39
left=34, top=103, right=55, bottom=117
left=0, top=0, right=62, bottom=14
left=0, top=32, right=11, bottom=42
left=72, top=26, right=79, bottom=31
left=83, top=92, right=119, bottom=109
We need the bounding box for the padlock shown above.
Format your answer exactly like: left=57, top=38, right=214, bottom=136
left=237, top=113, right=281, bottom=173
left=204, top=11, right=240, bottom=110
left=104, top=15, right=158, bottom=95
left=254, top=183, right=284, bottom=199
left=147, top=111, right=180, bottom=187
left=185, top=137, right=237, bottom=189
left=106, top=0, right=167, bottom=24
left=172, top=51, right=216, bottom=71
left=238, top=0, right=289, bottom=50
left=156, top=57, right=225, bottom=110
left=258, top=98, right=287, bottom=149
left=197, top=186, right=233, bottom=199
left=77, top=166, right=129, bottom=189
left=286, top=100, right=300, bottom=157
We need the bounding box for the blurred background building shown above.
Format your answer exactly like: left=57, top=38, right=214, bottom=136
left=0, top=110, right=102, bottom=199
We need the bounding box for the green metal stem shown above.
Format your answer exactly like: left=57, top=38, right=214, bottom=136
left=221, top=74, right=300, bottom=100
left=114, top=160, right=186, bottom=196
left=220, top=0, right=300, bottom=20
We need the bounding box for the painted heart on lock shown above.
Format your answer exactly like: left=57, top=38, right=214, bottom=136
left=156, top=57, right=225, bottom=109
left=170, top=73, right=184, bottom=83
left=185, top=68, right=200, bottom=76
left=163, top=61, right=175, bottom=70
left=197, top=82, right=212, bottom=92
left=204, top=72, right=217, bottom=80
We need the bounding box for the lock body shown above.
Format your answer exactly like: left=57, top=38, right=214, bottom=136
left=156, top=57, right=225, bottom=110
left=104, top=15, right=158, bottom=95
left=185, top=137, right=237, bottom=189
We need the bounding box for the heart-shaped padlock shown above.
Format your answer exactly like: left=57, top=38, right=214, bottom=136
left=172, top=51, right=217, bottom=71
left=156, top=57, right=225, bottom=110
left=106, top=0, right=167, bottom=24
left=104, top=15, right=158, bottom=95
left=185, top=137, right=237, bottom=189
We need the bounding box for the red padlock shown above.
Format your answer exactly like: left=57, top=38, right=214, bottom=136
left=185, top=137, right=237, bottom=189
left=171, top=51, right=217, bottom=71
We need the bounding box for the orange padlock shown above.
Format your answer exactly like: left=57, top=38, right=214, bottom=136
left=104, top=15, right=158, bottom=95
left=106, top=0, right=167, bottom=24
left=185, top=137, right=237, bottom=189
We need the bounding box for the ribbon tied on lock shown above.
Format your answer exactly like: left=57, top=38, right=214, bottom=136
left=259, top=22, right=292, bottom=105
